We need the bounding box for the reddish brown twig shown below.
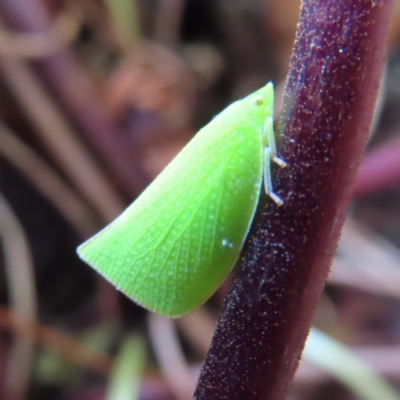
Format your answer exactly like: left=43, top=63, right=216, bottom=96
left=354, top=134, right=400, bottom=199
left=0, top=305, right=114, bottom=377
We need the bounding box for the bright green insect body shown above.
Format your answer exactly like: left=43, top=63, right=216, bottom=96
left=77, top=83, right=285, bottom=317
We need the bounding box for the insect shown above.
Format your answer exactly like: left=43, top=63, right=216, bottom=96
left=77, top=82, right=286, bottom=317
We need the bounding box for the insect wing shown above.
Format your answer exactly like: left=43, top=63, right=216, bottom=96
left=78, top=108, right=264, bottom=317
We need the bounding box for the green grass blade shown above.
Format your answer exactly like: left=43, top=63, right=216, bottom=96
left=304, top=328, right=400, bottom=400
left=106, top=334, right=146, bottom=400
left=103, top=0, right=140, bottom=51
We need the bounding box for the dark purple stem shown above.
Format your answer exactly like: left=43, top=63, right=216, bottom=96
left=194, top=1, right=393, bottom=399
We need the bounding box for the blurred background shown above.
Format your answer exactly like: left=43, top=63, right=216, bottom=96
left=0, top=0, right=400, bottom=399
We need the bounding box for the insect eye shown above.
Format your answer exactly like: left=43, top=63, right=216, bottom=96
left=252, top=96, right=264, bottom=106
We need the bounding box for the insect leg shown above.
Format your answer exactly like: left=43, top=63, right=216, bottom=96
left=263, top=116, right=287, bottom=168
left=264, top=147, right=283, bottom=206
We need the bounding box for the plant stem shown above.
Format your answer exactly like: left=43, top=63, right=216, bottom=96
left=194, top=1, right=394, bottom=399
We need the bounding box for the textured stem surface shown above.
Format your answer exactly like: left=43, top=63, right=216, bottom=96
left=194, top=1, right=393, bottom=399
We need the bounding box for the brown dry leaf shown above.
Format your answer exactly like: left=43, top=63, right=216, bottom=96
left=106, top=40, right=195, bottom=129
